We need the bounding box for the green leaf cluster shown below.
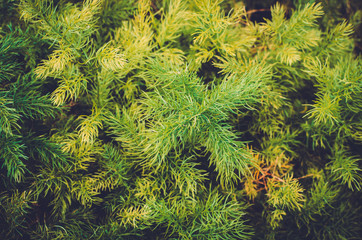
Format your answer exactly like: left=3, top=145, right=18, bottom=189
left=0, top=0, right=361, bottom=239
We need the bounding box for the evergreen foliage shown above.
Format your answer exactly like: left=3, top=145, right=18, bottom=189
left=0, top=0, right=361, bottom=239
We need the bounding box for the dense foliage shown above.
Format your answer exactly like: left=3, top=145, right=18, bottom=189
left=1, top=0, right=361, bottom=239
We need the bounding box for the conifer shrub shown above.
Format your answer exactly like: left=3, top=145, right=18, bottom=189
left=0, top=0, right=361, bottom=239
